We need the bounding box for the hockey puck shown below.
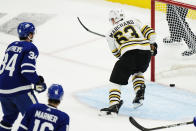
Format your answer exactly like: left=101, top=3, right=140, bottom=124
left=169, top=84, right=175, bottom=87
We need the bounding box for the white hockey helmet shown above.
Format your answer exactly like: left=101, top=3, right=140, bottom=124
left=109, top=9, right=125, bottom=25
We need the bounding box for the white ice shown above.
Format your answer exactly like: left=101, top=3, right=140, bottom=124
left=0, top=0, right=196, bottom=130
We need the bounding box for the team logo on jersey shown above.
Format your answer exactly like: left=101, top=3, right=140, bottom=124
left=47, top=108, right=51, bottom=112
left=55, top=90, right=59, bottom=95
left=25, top=24, right=30, bottom=28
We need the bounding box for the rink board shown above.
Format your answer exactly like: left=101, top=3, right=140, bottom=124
left=75, top=81, right=196, bottom=121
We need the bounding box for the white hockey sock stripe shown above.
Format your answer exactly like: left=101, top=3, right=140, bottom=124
left=132, top=74, right=144, bottom=81
left=109, top=89, right=121, bottom=105
left=132, top=74, right=145, bottom=93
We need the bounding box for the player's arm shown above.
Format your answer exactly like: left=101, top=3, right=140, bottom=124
left=21, top=45, right=46, bottom=93
left=135, top=19, right=157, bottom=56
left=106, top=34, right=121, bottom=58
left=141, top=25, right=157, bottom=56
left=17, top=105, right=35, bottom=131
left=134, top=18, right=156, bottom=43
left=21, top=45, right=40, bottom=83
left=140, top=25, right=156, bottom=44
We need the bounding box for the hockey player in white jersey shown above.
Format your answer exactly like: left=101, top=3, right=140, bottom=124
left=100, top=9, right=157, bottom=115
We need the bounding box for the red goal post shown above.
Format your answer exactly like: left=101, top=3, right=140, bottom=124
left=150, top=0, right=196, bottom=82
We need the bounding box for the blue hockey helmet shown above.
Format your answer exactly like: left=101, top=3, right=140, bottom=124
left=48, top=84, right=64, bottom=101
left=17, top=22, right=35, bottom=38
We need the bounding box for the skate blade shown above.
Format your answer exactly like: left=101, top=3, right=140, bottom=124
left=133, top=103, right=143, bottom=109
left=133, top=100, right=143, bottom=109
left=98, top=111, right=117, bottom=117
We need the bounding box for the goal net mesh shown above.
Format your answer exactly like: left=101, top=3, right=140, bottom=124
left=153, top=0, right=196, bottom=88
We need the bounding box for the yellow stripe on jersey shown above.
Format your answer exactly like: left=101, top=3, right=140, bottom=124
left=122, top=38, right=148, bottom=43
left=120, top=43, right=150, bottom=52
left=111, top=48, right=121, bottom=58
left=141, top=25, right=148, bottom=34
left=114, top=52, right=121, bottom=57
left=112, top=48, right=118, bottom=53
left=147, top=32, right=156, bottom=40
left=143, top=27, right=152, bottom=37
left=119, top=39, right=148, bottom=46
left=141, top=25, right=155, bottom=39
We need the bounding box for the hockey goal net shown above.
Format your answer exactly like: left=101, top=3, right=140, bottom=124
left=151, top=0, right=196, bottom=83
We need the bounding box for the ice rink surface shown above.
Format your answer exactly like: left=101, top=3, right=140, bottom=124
left=0, top=0, right=196, bottom=130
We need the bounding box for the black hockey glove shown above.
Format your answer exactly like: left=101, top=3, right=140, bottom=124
left=150, top=43, right=158, bottom=56
left=34, top=76, right=47, bottom=93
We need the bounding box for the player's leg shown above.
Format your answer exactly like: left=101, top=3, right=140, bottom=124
left=108, top=83, right=121, bottom=106
left=132, top=72, right=146, bottom=108
left=99, top=82, right=123, bottom=115
left=131, top=50, right=151, bottom=108
left=0, top=97, right=19, bottom=131
left=100, top=58, right=131, bottom=116
left=13, top=90, right=38, bottom=115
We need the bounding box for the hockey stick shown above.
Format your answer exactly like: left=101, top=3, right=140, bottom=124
left=129, top=117, right=193, bottom=131
left=77, top=17, right=106, bottom=37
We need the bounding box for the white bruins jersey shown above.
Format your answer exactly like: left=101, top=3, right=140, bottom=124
left=106, top=18, right=156, bottom=58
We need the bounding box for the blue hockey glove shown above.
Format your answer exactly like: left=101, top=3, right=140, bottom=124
left=150, top=43, right=158, bottom=56
left=34, top=76, right=47, bottom=93
left=193, top=117, right=196, bottom=127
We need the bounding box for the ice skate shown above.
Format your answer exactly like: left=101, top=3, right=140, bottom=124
left=133, top=85, right=145, bottom=109
left=99, top=100, right=123, bottom=116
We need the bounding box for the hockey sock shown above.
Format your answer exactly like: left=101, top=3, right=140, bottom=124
left=109, top=83, right=121, bottom=105
left=132, top=73, right=145, bottom=93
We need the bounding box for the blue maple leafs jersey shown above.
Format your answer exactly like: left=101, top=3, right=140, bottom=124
left=0, top=41, right=40, bottom=96
left=18, top=103, right=70, bottom=131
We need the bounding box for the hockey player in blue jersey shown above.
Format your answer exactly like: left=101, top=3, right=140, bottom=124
left=0, top=22, right=47, bottom=131
left=18, top=84, right=70, bottom=131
